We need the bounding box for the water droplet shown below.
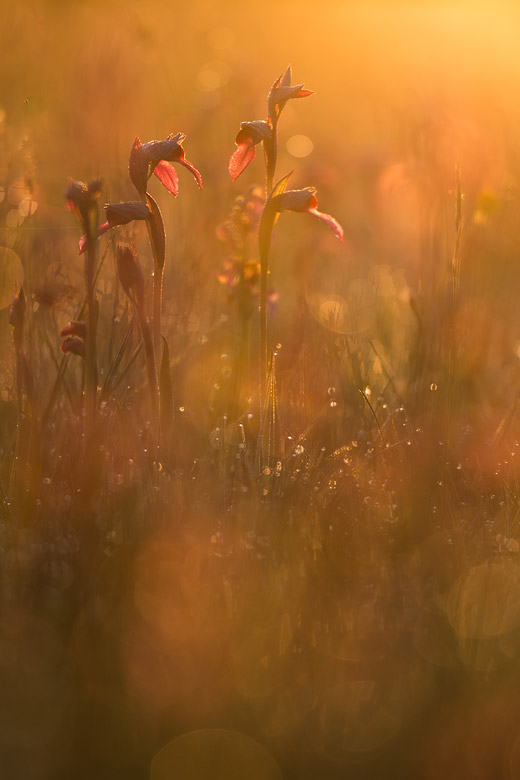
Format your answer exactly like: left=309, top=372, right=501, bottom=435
left=263, top=466, right=271, bottom=476
left=430, top=382, right=438, bottom=391
left=179, top=406, right=185, bottom=413
left=294, top=444, right=304, bottom=455
left=153, top=461, right=163, bottom=472
left=329, top=400, right=337, bottom=408
left=43, top=477, right=51, bottom=485
left=328, top=386, right=336, bottom=396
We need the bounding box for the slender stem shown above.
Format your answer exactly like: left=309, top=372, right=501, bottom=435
left=265, top=118, right=278, bottom=196
left=142, top=193, right=165, bottom=363
left=137, top=306, right=160, bottom=452
left=85, top=212, right=98, bottom=441
left=153, top=263, right=164, bottom=359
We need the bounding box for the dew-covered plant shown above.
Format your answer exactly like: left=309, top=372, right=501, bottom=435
left=229, top=67, right=343, bottom=458
left=65, top=178, right=103, bottom=442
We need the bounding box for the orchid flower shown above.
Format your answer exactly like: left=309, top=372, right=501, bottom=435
left=270, top=187, right=344, bottom=240
left=61, top=335, right=86, bottom=357
left=228, top=120, right=272, bottom=182
left=129, top=133, right=202, bottom=197
left=65, top=178, right=103, bottom=228
left=78, top=201, right=150, bottom=254
left=60, top=320, right=87, bottom=357
left=267, top=66, right=314, bottom=125
left=228, top=67, right=312, bottom=187
left=60, top=320, right=87, bottom=340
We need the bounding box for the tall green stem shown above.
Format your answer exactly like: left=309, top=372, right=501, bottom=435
left=265, top=118, right=278, bottom=197
left=142, top=193, right=166, bottom=363
left=85, top=210, right=98, bottom=441
left=137, top=306, right=160, bottom=449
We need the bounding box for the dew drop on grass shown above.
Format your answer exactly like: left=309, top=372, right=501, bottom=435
left=263, top=466, right=271, bottom=476
left=330, top=400, right=337, bottom=408
left=328, top=386, right=336, bottom=396
left=430, top=382, right=438, bottom=391
left=178, top=406, right=185, bottom=413
left=294, top=444, right=304, bottom=456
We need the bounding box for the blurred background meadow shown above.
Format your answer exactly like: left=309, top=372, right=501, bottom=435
left=3, top=0, right=520, bottom=777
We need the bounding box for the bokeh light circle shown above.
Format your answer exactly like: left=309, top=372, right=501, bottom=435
left=151, top=729, right=282, bottom=780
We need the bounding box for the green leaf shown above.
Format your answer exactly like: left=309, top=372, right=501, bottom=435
left=146, top=193, right=166, bottom=272
left=160, top=335, right=173, bottom=443
left=268, top=170, right=293, bottom=201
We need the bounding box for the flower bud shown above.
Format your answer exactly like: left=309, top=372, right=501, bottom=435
left=116, top=243, right=145, bottom=309
left=61, top=336, right=86, bottom=357
left=267, top=66, right=313, bottom=124
left=60, top=320, right=87, bottom=340
left=65, top=178, right=103, bottom=227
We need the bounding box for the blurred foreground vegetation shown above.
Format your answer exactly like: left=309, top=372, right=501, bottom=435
left=2, top=1, right=520, bottom=778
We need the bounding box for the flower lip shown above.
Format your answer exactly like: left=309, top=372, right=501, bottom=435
left=229, top=121, right=271, bottom=182
left=270, top=187, right=343, bottom=241
left=130, top=132, right=202, bottom=195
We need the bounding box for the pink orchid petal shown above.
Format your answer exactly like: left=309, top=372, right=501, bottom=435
left=98, top=221, right=111, bottom=236
left=307, top=207, right=344, bottom=240
left=179, top=157, right=203, bottom=190
left=295, top=88, right=314, bottom=99
left=228, top=140, right=256, bottom=182
left=79, top=222, right=111, bottom=255
left=153, top=160, right=179, bottom=196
